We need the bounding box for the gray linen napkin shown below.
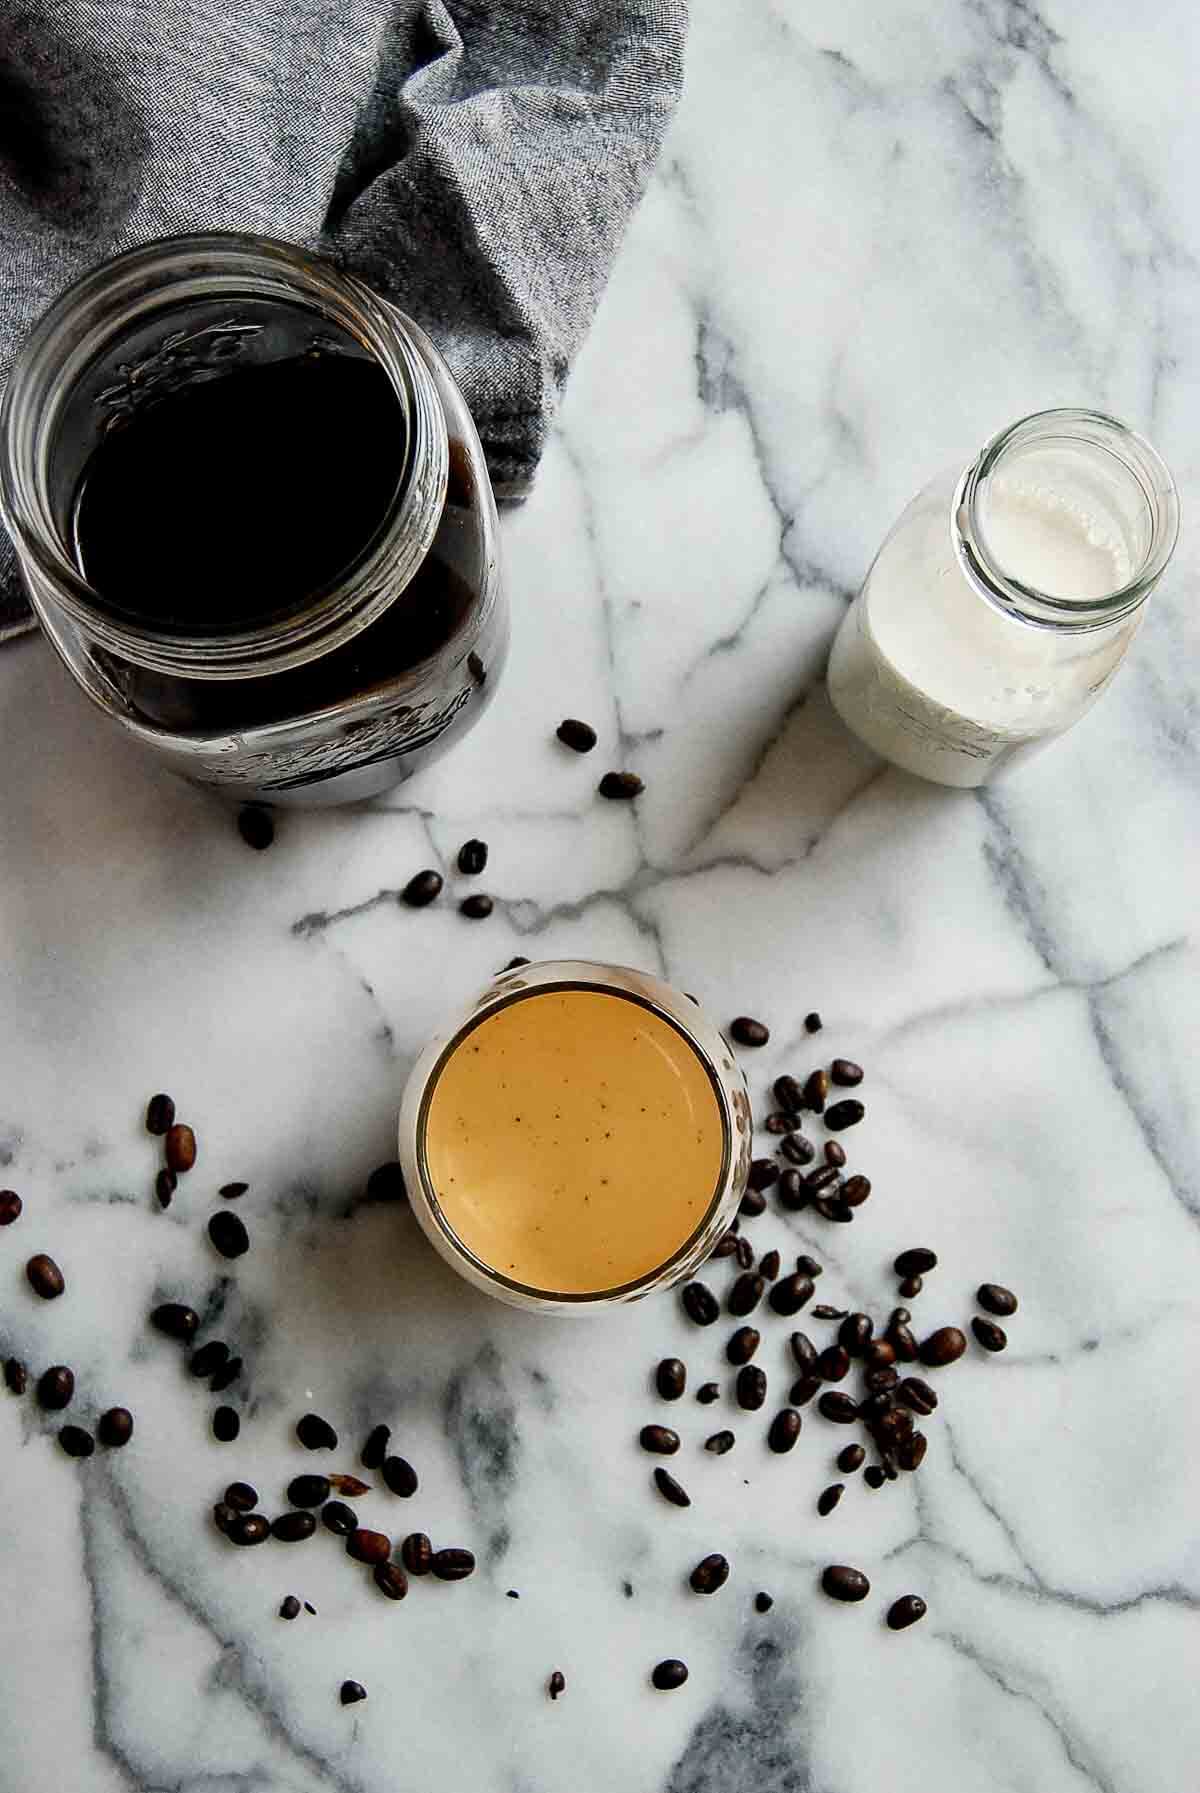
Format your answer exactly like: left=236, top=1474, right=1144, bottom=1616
left=0, top=0, right=687, bottom=641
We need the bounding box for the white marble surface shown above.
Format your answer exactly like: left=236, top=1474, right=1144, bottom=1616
left=3, top=2, right=1200, bottom=1788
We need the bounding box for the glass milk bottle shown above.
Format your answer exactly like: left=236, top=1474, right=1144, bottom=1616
left=827, top=410, right=1179, bottom=787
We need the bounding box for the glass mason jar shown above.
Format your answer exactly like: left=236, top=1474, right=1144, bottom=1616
left=0, top=233, right=506, bottom=806
left=828, top=409, right=1179, bottom=788
left=399, top=960, right=753, bottom=1314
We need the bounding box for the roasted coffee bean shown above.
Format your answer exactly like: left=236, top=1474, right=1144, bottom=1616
left=25, top=1254, right=64, bottom=1299
left=777, top=1169, right=808, bottom=1210
left=871, top=1409, right=914, bottom=1453
left=401, top=1532, right=433, bottom=1576
left=824, top=1100, right=864, bottom=1132
left=864, top=1465, right=886, bottom=1489
left=656, top=1358, right=687, bottom=1401
left=329, top=1474, right=370, bottom=1498
left=460, top=894, right=494, bottom=920
left=865, top=1366, right=899, bottom=1393
left=37, top=1365, right=75, bottom=1410
left=758, top=1249, right=781, bottom=1281
left=457, top=838, right=489, bottom=876
left=145, top=1094, right=176, bottom=1136
left=403, top=869, right=443, bottom=907
left=689, top=1553, right=730, bottom=1595
left=728, top=1273, right=766, bottom=1317
left=887, top=1323, right=918, bottom=1365
left=651, top=1659, right=689, bottom=1691
left=165, top=1124, right=197, bottom=1174
left=237, top=805, right=274, bottom=850
left=736, top=1365, right=767, bottom=1411
left=382, top=1456, right=419, bottom=1497
left=365, top=1162, right=408, bottom=1204
left=640, top=1424, right=681, bottom=1455
left=340, top=1681, right=367, bottom=1706
left=801, top=1069, right=829, bottom=1114
left=739, top=1188, right=766, bottom=1219
left=548, top=1670, right=566, bottom=1699
left=219, top=1182, right=249, bottom=1200
left=789, top=1331, right=818, bottom=1374
left=598, top=770, right=644, bottom=801
left=840, top=1175, right=872, bottom=1208
left=208, top=1211, right=249, bottom=1259
left=859, top=1390, right=897, bottom=1424
left=682, top=1282, right=719, bottom=1326
left=809, top=1197, right=837, bottom=1221
left=805, top=1164, right=841, bottom=1193
left=773, top=1074, right=805, bottom=1114
left=977, top=1283, right=1018, bottom=1317
left=895, top=1431, right=928, bottom=1471
left=59, top=1425, right=95, bottom=1458
left=781, top=1132, right=816, bottom=1167
left=213, top=1406, right=240, bottom=1442
left=837, top=1443, right=866, bottom=1474
left=789, top=1374, right=821, bottom=1407
left=557, top=718, right=597, bottom=753
left=838, top=1313, right=873, bottom=1356
left=747, top=1158, right=779, bottom=1193
left=431, top=1548, right=476, bottom=1581
left=826, top=1199, right=856, bottom=1223
left=373, top=1561, right=409, bottom=1600
left=804, top=1012, right=823, bottom=1033
left=347, top=1527, right=392, bottom=1566
left=764, top=1112, right=794, bottom=1136
left=279, top=1596, right=302, bottom=1621
left=297, top=1413, right=338, bottom=1451
left=755, top=1591, right=774, bottom=1613
left=897, top=1275, right=923, bottom=1298
left=711, top=1232, right=739, bottom=1259
left=887, top=1594, right=927, bottom=1631
left=97, top=1407, right=134, bottom=1448
left=654, top=1468, right=691, bottom=1508
left=213, top=1501, right=238, bottom=1535
left=919, top=1327, right=967, bottom=1368
left=729, top=1016, right=769, bottom=1048
left=768, top=1274, right=814, bottom=1318
left=818, top=1392, right=859, bottom=1424
left=209, top=1356, right=243, bottom=1393
left=273, top=1511, right=318, bottom=1543
left=231, top=1514, right=270, bottom=1547
left=190, top=1340, right=230, bottom=1379
left=725, top=1327, right=761, bottom=1366
left=864, top=1338, right=896, bottom=1370
left=896, top=1378, right=938, bottom=1415
left=288, top=1475, right=332, bottom=1508
left=817, top=1483, right=844, bottom=1516
left=883, top=1460, right=900, bottom=1482
left=812, top=1305, right=848, bottom=1321
left=823, top=1141, right=847, bottom=1168
left=225, top=1482, right=258, bottom=1512
left=0, top=1190, right=20, bottom=1229
left=796, top=1255, right=823, bottom=1278
left=767, top=1408, right=802, bottom=1453
left=972, top=1317, right=1008, bottom=1353
left=696, top=1382, right=720, bottom=1405
left=322, top=1501, right=358, bottom=1536
left=830, top=1059, right=863, bottom=1087
left=503, top=956, right=531, bottom=971
left=821, top=1565, right=870, bottom=1603
left=894, top=1247, right=937, bottom=1277
left=154, top=1169, right=177, bottom=1208
left=705, top=1430, right=735, bottom=1454
left=4, top=1358, right=28, bottom=1396
left=361, top=1424, right=391, bottom=1469
left=890, top=1307, right=911, bottom=1327
left=735, top=1237, right=755, bottom=1269
left=816, top=1345, right=850, bottom=1382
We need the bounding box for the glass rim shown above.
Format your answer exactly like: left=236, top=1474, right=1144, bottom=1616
left=410, top=974, right=738, bottom=1307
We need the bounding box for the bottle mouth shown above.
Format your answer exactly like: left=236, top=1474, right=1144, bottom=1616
left=954, top=408, right=1179, bottom=630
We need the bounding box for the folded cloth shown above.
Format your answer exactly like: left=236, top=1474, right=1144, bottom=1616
left=0, top=0, right=688, bottom=641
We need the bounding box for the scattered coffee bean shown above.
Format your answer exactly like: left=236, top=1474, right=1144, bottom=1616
left=883, top=1460, right=899, bottom=1482
left=895, top=1432, right=928, bottom=1471
left=361, top=1424, right=390, bottom=1469
left=823, top=1141, right=847, bottom=1168
left=340, top=1681, right=367, bottom=1706
left=972, top=1317, right=1008, bottom=1353
left=304, top=1602, right=316, bottom=1614
left=213, top=1406, right=240, bottom=1442
left=872, top=1413, right=915, bottom=1459
left=887, top=1323, right=918, bottom=1363
left=789, top=1374, right=821, bottom=1406
left=457, top=838, right=488, bottom=876
left=651, top=1659, right=689, bottom=1691
left=738, top=1188, right=766, bottom=1219
left=919, top=1327, right=968, bottom=1368
left=896, top=1378, right=938, bottom=1415
left=789, top=1331, right=818, bottom=1374
left=219, top=1182, right=249, bottom=1200
left=758, top=1249, right=781, bottom=1282
left=865, top=1366, right=899, bottom=1393
left=190, top=1340, right=230, bottom=1379
left=289, top=1475, right=332, bottom=1508
left=764, top=1112, right=793, bottom=1135
left=747, top=1159, right=779, bottom=1193
left=150, top=1302, right=199, bottom=1342
left=860, top=1388, right=898, bottom=1424
left=735, top=1237, right=755, bottom=1269
left=864, top=1338, right=896, bottom=1371
left=755, top=1591, right=774, bottom=1612
left=208, top=1211, right=249, bottom=1260
left=690, top=1553, right=730, bottom=1595
left=977, top=1283, right=1018, bottom=1317
left=796, top=1255, right=823, bottom=1278
left=809, top=1196, right=836, bottom=1221
left=209, top=1356, right=243, bottom=1393
left=804, top=1012, right=823, bottom=1033
left=556, top=718, right=597, bottom=753
left=297, top=1413, right=338, bottom=1451
left=682, top=1282, right=719, bottom=1326
left=0, top=1190, right=20, bottom=1230
left=401, top=1532, right=433, bottom=1575
left=4, top=1358, right=28, bottom=1396
left=812, top=1304, right=847, bottom=1321
left=897, top=1275, right=923, bottom=1299
left=696, top=1383, right=720, bottom=1405
left=768, top=1274, right=814, bottom=1318
left=804, top=1164, right=841, bottom=1194
left=767, top=1408, right=802, bottom=1453
left=224, top=1482, right=258, bottom=1512
left=802, top=1070, right=828, bottom=1113
left=656, top=1358, right=687, bottom=1401
left=890, top=1307, right=911, bottom=1326
left=711, top=1232, right=738, bottom=1259
left=830, top=1059, right=863, bottom=1087
left=864, top=1465, right=886, bottom=1489
left=822, top=1564, right=870, bottom=1602
left=403, top=869, right=443, bottom=907
left=726, top=1327, right=760, bottom=1366
left=322, top=1502, right=358, bottom=1536
left=237, top=805, right=274, bottom=850
left=154, top=1169, right=177, bottom=1208
left=273, top=1511, right=317, bottom=1543
left=735, top=1365, right=767, bottom=1411
left=365, top=1162, right=408, bottom=1204
left=840, top=1175, right=871, bottom=1208
left=818, top=1392, right=859, bottom=1424
left=503, top=956, right=531, bottom=971
left=382, top=1456, right=418, bottom=1497
left=773, top=1074, right=804, bottom=1114
left=460, top=893, right=494, bottom=920
left=97, top=1407, right=134, bottom=1448
left=887, top=1594, right=927, bottom=1631
left=729, top=1016, right=769, bottom=1048
left=654, top=1468, right=691, bottom=1508
left=826, top=1199, right=856, bottom=1223
left=374, top=1561, right=409, bottom=1600
left=547, top=1669, right=566, bottom=1700
left=599, top=770, right=644, bottom=800
left=894, top=1248, right=937, bottom=1277
left=165, top=1124, right=197, bottom=1175
left=817, top=1483, right=844, bottom=1516
left=279, top=1596, right=302, bottom=1621
left=59, top=1425, right=95, bottom=1458
left=37, top=1365, right=75, bottom=1411
left=207, top=1498, right=238, bottom=1536
left=25, top=1254, right=64, bottom=1300
left=777, top=1169, right=808, bottom=1210
left=816, top=1345, right=850, bottom=1383
left=227, top=1514, right=270, bottom=1546
left=838, top=1313, right=874, bottom=1356
left=728, top=1273, right=766, bottom=1317
left=781, top=1132, right=816, bottom=1167
left=328, top=1474, right=370, bottom=1498
left=824, top=1100, right=864, bottom=1132
left=837, top=1444, right=866, bottom=1473
left=431, top=1548, right=476, bottom=1581
left=640, top=1424, right=680, bottom=1455
left=145, top=1094, right=176, bottom=1136
left=347, top=1528, right=392, bottom=1566
left=705, top=1430, right=735, bottom=1454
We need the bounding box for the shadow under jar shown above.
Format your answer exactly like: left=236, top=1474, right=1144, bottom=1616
left=0, top=233, right=506, bottom=805
left=399, top=962, right=754, bottom=1314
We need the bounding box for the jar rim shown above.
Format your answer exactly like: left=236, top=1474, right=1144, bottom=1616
left=953, top=408, right=1179, bottom=631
